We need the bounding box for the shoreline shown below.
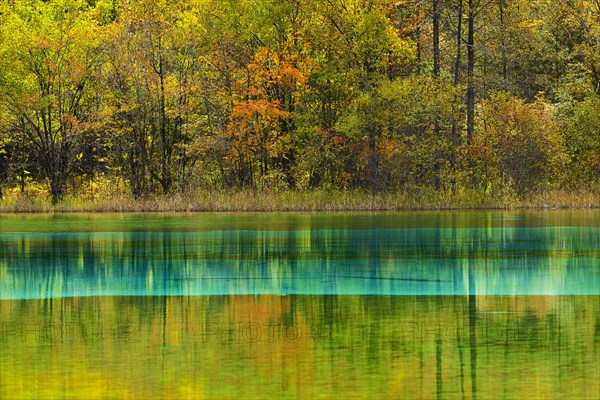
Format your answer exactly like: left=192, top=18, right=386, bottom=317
left=1, top=189, right=598, bottom=213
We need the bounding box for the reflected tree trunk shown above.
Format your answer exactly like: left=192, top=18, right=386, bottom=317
left=436, top=333, right=443, bottom=399
left=468, top=258, right=478, bottom=399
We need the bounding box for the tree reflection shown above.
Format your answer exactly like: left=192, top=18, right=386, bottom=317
left=1, top=295, right=598, bottom=399
left=1, top=214, right=598, bottom=298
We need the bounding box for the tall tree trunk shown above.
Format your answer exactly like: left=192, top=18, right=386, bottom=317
left=499, top=0, right=507, bottom=81
left=433, top=0, right=441, bottom=189
left=433, top=0, right=440, bottom=77
left=37, top=142, right=70, bottom=205
left=414, top=26, right=421, bottom=74
left=466, top=0, right=476, bottom=145
left=158, top=53, right=172, bottom=194
left=449, top=0, right=464, bottom=193
left=454, top=0, right=463, bottom=86
left=49, top=166, right=67, bottom=205
left=368, top=123, right=379, bottom=196
left=452, top=0, right=463, bottom=145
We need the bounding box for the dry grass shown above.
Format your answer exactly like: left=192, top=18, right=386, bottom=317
left=0, top=187, right=598, bottom=213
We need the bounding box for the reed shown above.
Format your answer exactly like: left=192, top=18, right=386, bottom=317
left=0, top=188, right=598, bottom=213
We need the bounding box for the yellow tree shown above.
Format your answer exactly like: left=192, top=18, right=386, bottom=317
left=478, top=93, right=567, bottom=195
left=316, top=0, right=417, bottom=192
left=102, top=0, right=204, bottom=196
left=0, top=0, right=105, bottom=203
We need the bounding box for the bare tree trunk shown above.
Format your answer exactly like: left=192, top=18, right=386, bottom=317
left=449, top=0, right=465, bottom=193
left=466, top=0, right=476, bottom=145
left=433, top=0, right=440, bottom=77
left=499, top=0, right=507, bottom=81
left=451, top=0, right=464, bottom=144
left=158, top=51, right=172, bottom=195
left=433, top=0, right=441, bottom=190
left=49, top=164, right=68, bottom=205
left=454, top=0, right=463, bottom=86
left=368, top=123, right=379, bottom=196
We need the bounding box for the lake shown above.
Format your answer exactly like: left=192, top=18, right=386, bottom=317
left=1, top=211, right=599, bottom=399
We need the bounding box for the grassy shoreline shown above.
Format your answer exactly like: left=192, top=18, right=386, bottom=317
left=0, top=188, right=598, bottom=213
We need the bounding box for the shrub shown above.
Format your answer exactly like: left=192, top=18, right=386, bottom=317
left=478, top=93, right=567, bottom=196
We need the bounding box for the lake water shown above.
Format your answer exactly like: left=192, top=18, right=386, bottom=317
left=1, top=211, right=599, bottom=399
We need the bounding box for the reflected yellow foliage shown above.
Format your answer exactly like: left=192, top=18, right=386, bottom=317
left=1, top=294, right=598, bottom=399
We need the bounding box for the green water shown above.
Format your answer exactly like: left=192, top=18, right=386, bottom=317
left=0, top=211, right=599, bottom=399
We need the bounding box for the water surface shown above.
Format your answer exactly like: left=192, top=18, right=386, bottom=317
left=0, top=211, right=598, bottom=399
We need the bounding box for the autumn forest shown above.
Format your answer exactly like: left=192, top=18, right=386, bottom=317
left=0, top=0, right=598, bottom=206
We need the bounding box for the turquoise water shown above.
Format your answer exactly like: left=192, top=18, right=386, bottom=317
left=1, top=212, right=598, bottom=298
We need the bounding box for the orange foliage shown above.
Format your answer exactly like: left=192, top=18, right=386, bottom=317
left=228, top=99, right=290, bottom=160
left=246, top=47, right=308, bottom=99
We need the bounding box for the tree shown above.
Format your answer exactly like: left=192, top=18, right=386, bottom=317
left=1, top=0, right=598, bottom=200
left=478, top=93, right=566, bottom=195
left=316, top=1, right=417, bottom=193
left=338, top=75, right=463, bottom=190
left=563, top=95, right=600, bottom=187
left=102, top=0, right=202, bottom=196
left=466, top=0, right=476, bottom=144
left=0, top=0, right=104, bottom=203
left=0, top=134, right=8, bottom=199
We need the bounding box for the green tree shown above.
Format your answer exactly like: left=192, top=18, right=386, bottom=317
left=102, top=0, right=202, bottom=196
left=339, top=75, right=463, bottom=190
left=563, top=95, right=600, bottom=187
left=316, top=1, right=417, bottom=192
left=0, top=0, right=105, bottom=203
left=478, top=93, right=567, bottom=195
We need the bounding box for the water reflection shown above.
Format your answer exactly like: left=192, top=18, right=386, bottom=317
left=1, top=295, right=598, bottom=399
left=1, top=215, right=598, bottom=298
left=1, top=211, right=598, bottom=399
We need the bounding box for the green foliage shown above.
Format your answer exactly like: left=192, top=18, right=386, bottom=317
left=563, top=95, right=600, bottom=187
left=0, top=0, right=598, bottom=203
left=0, top=0, right=106, bottom=203
left=337, top=76, right=463, bottom=190
left=478, top=93, right=567, bottom=195
left=291, top=125, right=352, bottom=190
